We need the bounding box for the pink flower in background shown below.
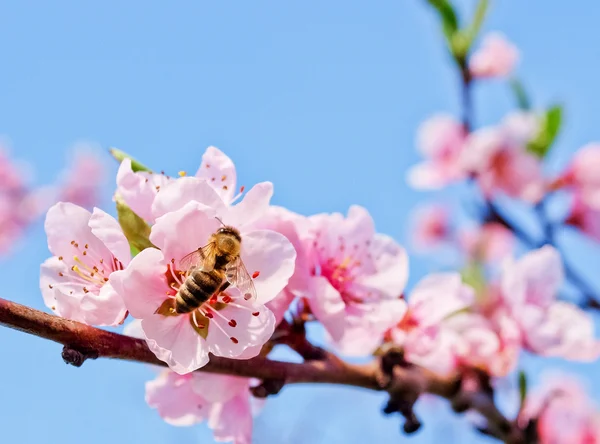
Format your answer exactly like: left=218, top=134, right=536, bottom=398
left=461, top=126, right=545, bottom=203
left=389, top=273, right=474, bottom=374
left=411, top=204, right=452, bottom=251
left=40, top=202, right=129, bottom=326
left=566, top=194, right=600, bottom=241
left=561, top=143, right=600, bottom=208
left=146, top=370, right=254, bottom=444
left=57, top=149, right=105, bottom=209
left=459, top=222, right=515, bottom=262
left=111, top=194, right=296, bottom=374
left=116, top=146, right=249, bottom=223
left=407, top=115, right=467, bottom=189
left=500, top=246, right=600, bottom=360
left=521, top=375, right=600, bottom=444
left=0, top=147, right=45, bottom=254
left=469, top=33, right=519, bottom=78
left=300, top=206, right=408, bottom=356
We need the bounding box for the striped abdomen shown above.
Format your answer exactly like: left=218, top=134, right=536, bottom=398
left=175, top=268, right=225, bottom=313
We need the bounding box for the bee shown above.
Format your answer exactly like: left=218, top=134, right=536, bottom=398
left=156, top=224, right=257, bottom=316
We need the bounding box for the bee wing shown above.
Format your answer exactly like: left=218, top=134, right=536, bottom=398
left=225, top=257, right=257, bottom=302
left=178, top=242, right=217, bottom=272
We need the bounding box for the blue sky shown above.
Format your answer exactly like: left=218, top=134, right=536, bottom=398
left=1, top=1, right=600, bottom=443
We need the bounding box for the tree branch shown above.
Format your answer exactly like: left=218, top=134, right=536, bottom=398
left=0, top=297, right=523, bottom=442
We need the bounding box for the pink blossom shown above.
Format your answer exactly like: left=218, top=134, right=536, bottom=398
left=0, top=147, right=45, bottom=254
left=111, top=181, right=296, bottom=373
left=56, top=148, right=105, bottom=209
left=566, top=194, right=600, bottom=241
left=389, top=273, right=474, bottom=374
left=407, top=115, right=468, bottom=189
left=469, top=32, right=519, bottom=79
left=521, top=375, right=600, bottom=444
left=461, top=125, right=545, bottom=203
left=146, top=370, right=254, bottom=444
left=458, top=222, right=515, bottom=262
left=561, top=143, right=600, bottom=209
left=116, top=146, right=247, bottom=223
left=299, top=206, right=408, bottom=356
left=39, top=202, right=129, bottom=326
left=410, top=204, right=452, bottom=251
left=500, top=246, right=600, bottom=360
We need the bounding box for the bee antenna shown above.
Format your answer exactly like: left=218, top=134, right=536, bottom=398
left=215, top=216, right=225, bottom=227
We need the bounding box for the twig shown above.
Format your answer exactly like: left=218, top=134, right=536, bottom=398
left=0, top=297, right=522, bottom=441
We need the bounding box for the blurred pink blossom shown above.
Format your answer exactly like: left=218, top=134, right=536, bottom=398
left=521, top=375, right=600, bottom=444
left=566, top=194, right=600, bottom=241
left=500, top=246, right=600, bottom=360
left=57, top=149, right=105, bottom=209
left=458, top=222, right=515, bottom=262
left=146, top=370, right=255, bottom=444
left=299, top=205, right=409, bottom=356
left=407, top=115, right=468, bottom=189
left=411, top=204, right=452, bottom=250
left=469, top=33, right=519, bottom=79
left=561, top=143, right=600, bottom=209
left=461, top=125, right=545, bottom=203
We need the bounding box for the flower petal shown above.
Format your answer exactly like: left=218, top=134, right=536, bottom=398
left=89, top=208, right=131, bottom=266
left=142, top=315, right=210, bottom=374
left=80, top=281, right=128, bottom=326
left=195, top=146, right=237, bottom=204
left=44, top=202, right=111, bottom=266
left=239, top=229, right=296, bottom=305
left=208, top=394, right=253, bottom=444
left=110, top=248, right=170, bottom=319
left=192, top=373, right=249, bottom=404
left=150, top=201, right=220, bottom=266
left=206, top=298, right=275, bottom=358
left=145, top=371, right=208, bottom=426
left=306, top=276, right=346, bottom=341
left=152, top=176, right=226, bottom=220
left=225, top=182, right=273, bottom=228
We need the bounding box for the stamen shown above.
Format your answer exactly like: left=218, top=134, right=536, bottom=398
left=252, top=271, right=260, bottom=279
left=230, top=337, right=238, bottom=344
left=228, top=319, right=237, bottom=327
left=168, top=264, right=184, bottom=287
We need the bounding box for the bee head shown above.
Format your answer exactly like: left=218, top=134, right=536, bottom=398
left=215, top=225, right=242, bottom=258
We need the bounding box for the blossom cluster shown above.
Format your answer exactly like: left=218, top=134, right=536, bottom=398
left=37, top=141, right=600, bottom=443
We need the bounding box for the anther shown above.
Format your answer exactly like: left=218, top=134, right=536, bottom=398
left=221, top=175, right=227, bottom=181
left=48, top=284, right=53, bottom=289
left=83, top=287, right=89, bottom=293
left=252, top=311, right=260, bottom=317
left=228, top=319, right=237, bottom=327
left=230, top=337, right=238, bottom=344
left=84, top=244, right=89, bottom=249
left=58, top=256, right=63, bottom=260
left=82, top=251, right=87, bottom=256
left=58, top=272, right=64, bottom=277
left=252, top=271, right=260, bottom=279
left=222, top=185, right=228, bottom=190
left=222, top=295, right=232, bottom=303
left=205, top=311, right=214, bottom=319
left=178, top=171, right=187, bottom=177
left=239, top=185, right=245, bottom=193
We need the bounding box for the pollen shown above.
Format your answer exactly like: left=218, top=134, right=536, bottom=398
left=230, top=337, right=239, bottom=344
left=252, top=271, right=260, bottom=279
left=228, top=319, right=237, bottom=327
left=178, top=171, right=187, bottom=177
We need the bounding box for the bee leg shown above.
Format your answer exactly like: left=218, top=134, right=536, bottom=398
left=218, top=281, right=231, bottom=293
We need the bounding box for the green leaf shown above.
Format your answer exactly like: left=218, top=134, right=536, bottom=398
left=457, top=0, right=490, bottom=56
left=427, top=0, right=460, bottom=42
left=460, top=261, right=487, bottom=299
left=510, top=78, right=531, bottom=111
left=527, top=105, right=563, bottom=158
left=109, top=148, right=152, bottom=172
left=116, top=198, right=156, bottom=256
left=518, top=370, right=528, bottom=408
